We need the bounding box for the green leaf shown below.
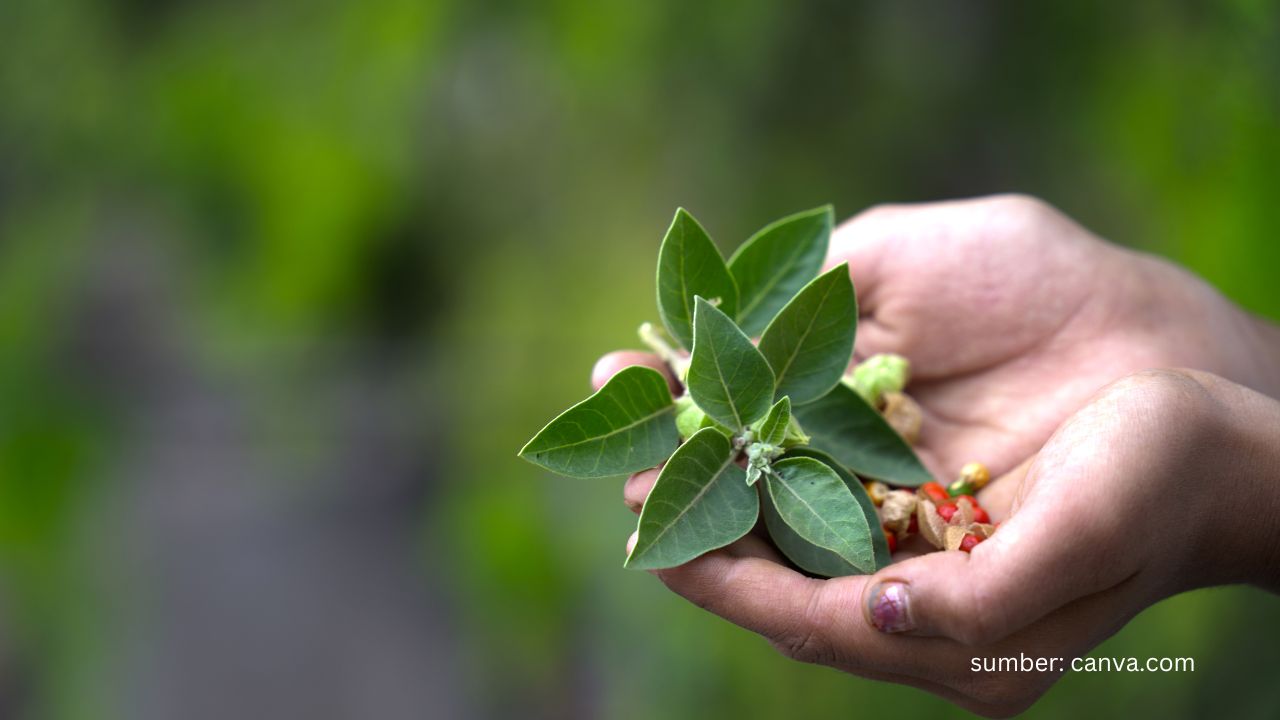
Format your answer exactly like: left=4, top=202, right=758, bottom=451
left=626, top=428, right=759, bottom=570
left=758, top=264, right=857, bottom=405
left=656, top=209, right=739, bottom=349
left=755, top=396, right=791, bottom=446
left=763, top=457, right=875, bottom=573
left=698, top=412, right=735, bottom=436
left=728, top=205, right=832, bottom=336
left=791, top=383, right=933, bottom=486
left=519, top=366, right=678, bottom=478
left=687, top=297, right=776, bottom=430
left=774, top=448, right=892, bottom=574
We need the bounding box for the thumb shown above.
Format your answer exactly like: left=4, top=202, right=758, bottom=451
left=861, top=466, right=1134, bottom=646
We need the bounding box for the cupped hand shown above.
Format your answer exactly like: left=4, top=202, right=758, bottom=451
left=590, top=194, right=1280, bottom=715
left=611, top=369, right=1280, bottom=716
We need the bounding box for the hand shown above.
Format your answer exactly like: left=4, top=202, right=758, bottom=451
left=592, top=194, right=1280, bottom=715
left=818, top=194, right=1280, bottom=483
left=618, top=369, right=1280, bottom=716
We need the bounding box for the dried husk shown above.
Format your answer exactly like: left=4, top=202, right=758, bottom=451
left=969, top=522, right=997, bottom=539
left=945, top=522, right=998, bottom=551
left=882, top=391, right=923, bottom=444
left=943, top=525, right=969, bottom=551
left=881, top=490, right=918, bottom=538
left=916, top=498, right=947, bottom=549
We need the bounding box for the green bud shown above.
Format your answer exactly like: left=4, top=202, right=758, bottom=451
left=781, top=416, right=811, bottom=448
left=844, top=353, right=911, bottom=407
left=674, top=395, right=707, bottom=441
left=743, top=441, right=782, bottom=486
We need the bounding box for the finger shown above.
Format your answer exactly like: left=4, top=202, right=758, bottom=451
left=623, top=468, right=660, bottom=513
left=652, top=544, right=864, bottom=657
left=649, top=546, right=984, bottom=683
left=591, top=351, right=679, bottom=393
left=634, top=533, right=1115, bottom=715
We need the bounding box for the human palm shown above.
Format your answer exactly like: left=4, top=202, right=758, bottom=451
left=823, top=194, right=1275, bottom=512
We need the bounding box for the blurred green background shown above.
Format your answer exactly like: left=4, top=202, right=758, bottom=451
left=1, top=1, right=1278, bottom=718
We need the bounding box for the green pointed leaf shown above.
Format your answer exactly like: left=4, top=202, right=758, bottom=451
left=728, top=206, right=832, bottom=336
left=687, top=298, right=776, bottom=430
left=758, top=264, right=857, bottom=405
left=755, top=396, right=791, bottom=446
left=656, top=209, right=739, bottom=349
left=626, top=428, right=759, bottom=569
left=791, top=383, right=933, bottom=486
left=698, top=412, right=735, bottom=436
left=519, top=366, right=678, bottom=478
left=764, top=457, right=875, bottom=573
left=774, top=448, right=892, bottom=574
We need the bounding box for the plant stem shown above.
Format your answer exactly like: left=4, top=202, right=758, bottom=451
left=638, top=322, right=690, bottom=382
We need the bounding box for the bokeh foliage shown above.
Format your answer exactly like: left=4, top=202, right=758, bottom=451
left=1, top=0, right=1278, bottom=718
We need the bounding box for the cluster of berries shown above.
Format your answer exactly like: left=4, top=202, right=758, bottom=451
left=864, top=462, right=997, bottom=554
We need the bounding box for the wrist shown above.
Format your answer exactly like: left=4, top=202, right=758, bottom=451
left=1241, top=312, right=1280, bottom=401
left=1128, top=250, right=1280, bottom=400
left=1186, top=373, right=1280, bottom=593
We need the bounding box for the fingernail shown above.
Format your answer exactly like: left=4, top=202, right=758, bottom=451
left=866, top=581, right=914, bottom=634
left=625, top=531, right=638, bottom=555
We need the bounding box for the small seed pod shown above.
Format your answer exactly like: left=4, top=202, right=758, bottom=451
left=958, top=461, right=991, bottom=490
left=882, top=391, right=923, bottom=445
left=916, top=498, right=947, bottom=550
left=880, top=490, right=918, bottom=538
left=958, top=534, right=984, bottom=553
left=863, top=481, right=890, bottom=507
left=943, top=525, right=969, bottom=551
left=969, top=522, right=997, bottom=539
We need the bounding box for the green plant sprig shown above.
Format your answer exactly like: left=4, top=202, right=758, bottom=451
left=519, top=206, right=933, bottom=576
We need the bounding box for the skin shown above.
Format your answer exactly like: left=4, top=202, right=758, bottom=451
left=592, top=195, right=1280, bottom=717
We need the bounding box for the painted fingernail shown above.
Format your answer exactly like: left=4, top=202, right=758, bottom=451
left=866, top=581, right=914, bottom=634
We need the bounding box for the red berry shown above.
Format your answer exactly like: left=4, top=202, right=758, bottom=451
left=951, top=495, right=991, bottom=524
left=921, top=482, right=951, bottom=505
left=883, top=526, right=898, bottom=553
left=959, top=534, right=983, bottom=553
left=936, top=503, right=958, bottom=522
